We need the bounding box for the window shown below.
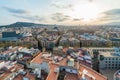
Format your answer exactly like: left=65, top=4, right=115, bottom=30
left=105, top=64, right=107, bottom=67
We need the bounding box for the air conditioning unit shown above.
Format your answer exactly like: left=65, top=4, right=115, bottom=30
left=54, top=68, right=59, bottom=73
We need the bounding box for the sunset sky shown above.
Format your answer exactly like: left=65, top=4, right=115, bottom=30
left=0, top=0, right=120, bottom=25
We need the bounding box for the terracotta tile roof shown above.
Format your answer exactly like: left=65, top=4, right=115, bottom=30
left=46, top=63, right=59, bottom=80
left=14, top=72, right=36, bottom=80
left=0, top=63, right=23, bottom=80
left=13, top=74, right=23, bottom=80
left=46, top=58, right=71, bottom=80
left=31, top=53, right=43, bottom=64
left=25, top=73, right=36, bottom=80
left=79, top=64, right=107, bottom=80
left=0, top=72, right=12, bottom=80
left=9, top=64, right=24, bottom=72
left=59, top=58, right=67, bottom=66
left=63, top=48, right=68, bottom=53
left=64, top=73, right=78, bottom=80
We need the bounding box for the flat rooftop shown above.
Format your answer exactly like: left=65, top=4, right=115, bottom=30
left=100, top=52, right=120, bottom=57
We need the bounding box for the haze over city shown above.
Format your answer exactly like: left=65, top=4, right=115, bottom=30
left=1, top=0, right=120, bottom=25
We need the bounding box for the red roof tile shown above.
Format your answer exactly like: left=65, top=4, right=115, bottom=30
left=64, top=73, right=78, bottom=80
left=46, top=63, right=59, bottom=80
left=31, top=53, right=43, bottom=64
left=79, top=64, right=107, bottom=80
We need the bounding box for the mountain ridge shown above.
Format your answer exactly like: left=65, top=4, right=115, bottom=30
left=0, top=21, right=120, bottom=28
left=0, top=22, right=54, bottom=28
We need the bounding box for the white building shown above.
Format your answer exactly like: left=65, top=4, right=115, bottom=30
left=99, top=47, right=120, bottom=69
left=29, top=53, right=50, bottom=73
left=30, top=61, right=50, bottom=72
left=89, top=47, right=115, bottom=53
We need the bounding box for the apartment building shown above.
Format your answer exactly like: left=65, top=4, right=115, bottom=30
left=99, top=47, right=120, bottom=69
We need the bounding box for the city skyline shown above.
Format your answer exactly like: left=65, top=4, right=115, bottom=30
left=0, top=0, right=120, bottom=25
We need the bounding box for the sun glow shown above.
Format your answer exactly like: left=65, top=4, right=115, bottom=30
left=72, top=3, right=100, bottom=22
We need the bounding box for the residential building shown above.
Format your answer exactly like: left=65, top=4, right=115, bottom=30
left=99, top=47, right=120, bottom=69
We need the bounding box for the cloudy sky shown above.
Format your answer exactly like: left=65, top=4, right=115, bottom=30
left=0, top=0, right=120, bottom=25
